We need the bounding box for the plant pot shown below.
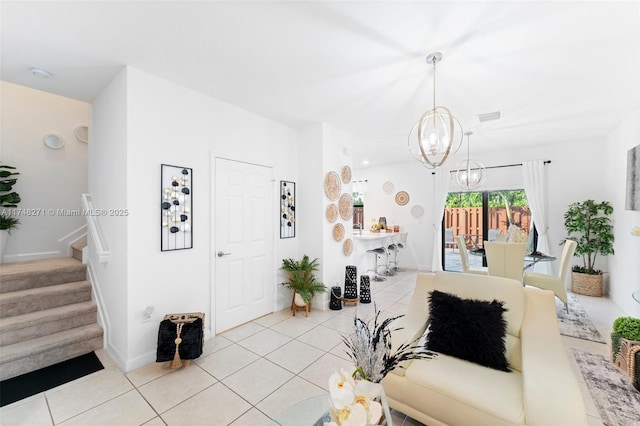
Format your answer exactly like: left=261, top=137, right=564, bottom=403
left=611, top=332, right=640, bottom=376
left=294, top=292, right=307, bottom=307
left=571, top=271, right=602, bottom=297
left=0, top=229, right=9, bottom=263
left=291, top=291, right=310, bottom=317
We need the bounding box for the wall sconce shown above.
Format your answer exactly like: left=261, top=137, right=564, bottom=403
left=74, top=125, right=88, bottom=143
left=43, top=134, right=64, bottom=149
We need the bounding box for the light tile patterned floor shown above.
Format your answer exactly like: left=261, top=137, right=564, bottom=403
left=0, top=269, right=627, bottom=425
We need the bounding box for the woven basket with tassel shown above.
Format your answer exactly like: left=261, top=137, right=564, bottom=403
left=156, top=312, right=204, bottom=368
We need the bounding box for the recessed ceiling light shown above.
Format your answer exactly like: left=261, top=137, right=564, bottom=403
left=30, top=67, right=53, bottom=78
left=362, top=160, right=369, bottom=165
left=478, top=111, right=502, bottom=122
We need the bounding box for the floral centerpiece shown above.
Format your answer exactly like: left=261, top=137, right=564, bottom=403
left=325, top=308, right=436, bottom=425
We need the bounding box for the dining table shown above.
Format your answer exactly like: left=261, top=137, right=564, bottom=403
left=469, top=248, right=556, bottom=270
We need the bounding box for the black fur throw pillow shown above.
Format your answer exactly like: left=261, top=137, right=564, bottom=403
left=426, top=290, right=510, bottom=372
left=156, top=318, right=203, bottom=362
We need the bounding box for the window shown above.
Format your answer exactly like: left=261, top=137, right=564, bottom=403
left=443, top=190, right=534, bottom=271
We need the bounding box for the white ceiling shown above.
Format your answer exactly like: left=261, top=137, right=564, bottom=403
left=2, top=1, right=639, bottom=167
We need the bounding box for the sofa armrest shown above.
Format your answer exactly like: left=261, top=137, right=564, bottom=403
left=520, top=287, right=587, bottom=426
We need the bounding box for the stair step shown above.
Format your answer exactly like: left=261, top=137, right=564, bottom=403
left=0, top=301, right=98, bottom=346
left=0, top=323, right=103, bottom=381
left=0, top=281, right=92, bottom=319
left=71, top=242, right=86, bottom=262
left=0, top=258, right=86, bottom=293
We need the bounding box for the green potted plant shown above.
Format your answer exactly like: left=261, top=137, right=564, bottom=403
left=611, top=316, right=640, bottom=377
left=562, top=200, right=614, bottom=296
left=0, top=165, right=21, bottom=261
left=281, top=254, right=327, bottom=316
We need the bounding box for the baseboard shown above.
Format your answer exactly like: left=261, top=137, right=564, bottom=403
left=124, top=329, right=212, bottom=372
left=1, top=251, right=62, bottom=264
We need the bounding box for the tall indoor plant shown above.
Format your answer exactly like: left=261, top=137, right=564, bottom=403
left=281, top=254, right=327, bottom=315
left=0, top=164, right=21, bottom=261
left=562, top=199, right=614, bottom=296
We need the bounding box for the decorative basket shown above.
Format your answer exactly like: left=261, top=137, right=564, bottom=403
left=631, top=345, right=640, bottom=391
left=611, top=332, right=640, bottom=376
left=571, top=272, right=603, bottom=297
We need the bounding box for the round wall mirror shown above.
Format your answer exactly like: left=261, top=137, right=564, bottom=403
left=43, top=134, right=65, bottom=149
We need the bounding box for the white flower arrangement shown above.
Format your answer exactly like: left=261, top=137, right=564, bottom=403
left=325, top=369, right=382, bottom=426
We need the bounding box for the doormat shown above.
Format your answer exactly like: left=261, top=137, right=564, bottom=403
left=0, top=352, right=104, bottom=407
left=572, top=348, right=640, bottom=426
left=556, top=294, right=606, bottom=343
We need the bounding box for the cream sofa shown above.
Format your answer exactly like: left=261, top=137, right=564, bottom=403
left=382, top=271, right=587, bottom=426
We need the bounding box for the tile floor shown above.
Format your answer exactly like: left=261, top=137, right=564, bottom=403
left=0, top=269, right=628, bottom=426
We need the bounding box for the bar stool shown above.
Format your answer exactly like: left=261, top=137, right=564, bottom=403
left=366, top=247, right=387, bottom=281
left=392, top=243, right=404, bottom=272
left=386, top=244, right=397, bottom=275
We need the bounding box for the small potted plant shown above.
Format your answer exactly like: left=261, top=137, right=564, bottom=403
left=562, top=200, right=615, bottom=296
left=611, top=316, right=640, bottom=376
left=0, top=164, right=21, bottom=261
left=281, top=255, right=327, bottom=316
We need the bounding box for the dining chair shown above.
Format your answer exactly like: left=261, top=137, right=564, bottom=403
left=444, top=228, right=455, bottom=252
left=484, top=241, right=527, bottom=283
left=523, top=239, right=577, bottom=313
left=455, top=235, right=488, bottom=275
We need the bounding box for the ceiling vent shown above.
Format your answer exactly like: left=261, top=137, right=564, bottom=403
left=478, top=111, right=502, bottom=122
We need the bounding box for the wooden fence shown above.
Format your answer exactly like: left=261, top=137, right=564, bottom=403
left=444, top=207, right=531, bottom=240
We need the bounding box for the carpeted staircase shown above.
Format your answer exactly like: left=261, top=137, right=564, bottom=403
left=0, top=249, right=103, bottom=381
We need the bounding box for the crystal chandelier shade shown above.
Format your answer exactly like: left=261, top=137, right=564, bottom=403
left=454, top=131, right=486, bottom=189
left=408, top=52, right=463, bottom=169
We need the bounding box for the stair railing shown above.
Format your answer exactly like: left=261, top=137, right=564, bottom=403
left=81, top=194, right=111, bottom=263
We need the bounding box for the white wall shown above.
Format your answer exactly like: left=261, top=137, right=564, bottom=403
left=296, top=124, right=325, bottom=306
left=92, top=67, right=300, bottom=371
left=1, top=81, right=89, bottom=262
left=605, top=111, right=640, bottom=317
left=297, top=123, right=354, bottom=309
left=320, top=124, right=353, bottom=306
left=89, top=69, right=130, bottom=365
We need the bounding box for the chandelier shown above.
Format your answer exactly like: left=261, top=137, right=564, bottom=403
left=454, top=131, right=486, bottom=189
left=408, top=52, right=463, bottom=168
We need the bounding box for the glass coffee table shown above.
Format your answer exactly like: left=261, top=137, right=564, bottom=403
left=268, top=387, right=393, bottom=425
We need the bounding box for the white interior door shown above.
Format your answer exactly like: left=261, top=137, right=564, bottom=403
left=214, top=158, right=274, bottom=333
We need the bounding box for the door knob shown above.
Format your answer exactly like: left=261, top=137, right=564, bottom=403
left=217, top=251, right=231, bottom=257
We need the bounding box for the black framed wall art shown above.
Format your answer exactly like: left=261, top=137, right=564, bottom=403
left=161, top=164, right=193, bottom=251
left=280, top=180, right=295, bottom=238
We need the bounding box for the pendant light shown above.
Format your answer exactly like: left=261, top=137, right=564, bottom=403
left=454, top=131, right=486, bottom=189
left=408, top=52, right=463, bottom=168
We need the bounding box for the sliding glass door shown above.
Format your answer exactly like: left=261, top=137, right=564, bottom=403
left=443, top=190, right=533, bottom=271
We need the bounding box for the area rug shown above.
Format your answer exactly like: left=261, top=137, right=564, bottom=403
left=572, top=349, right=640, bottom=426
left=0, top=352, right=104, bottom=407
left=556, top=294, right=606, bottom=343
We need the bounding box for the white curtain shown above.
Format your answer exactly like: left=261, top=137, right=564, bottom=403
left=522, top=160, right=551, bottom=273
left=431, top=168, right=451, bottom=272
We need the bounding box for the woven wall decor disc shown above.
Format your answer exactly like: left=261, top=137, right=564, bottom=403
left=324, top=171, right=341, bottom=201
left=343, top=238, right=353, bottom=256
left=382, top=181, right=394, bottom=194
left=411, top=205, right=425, bottom=217
left=395, top=191, right=410, bottom=206
left=341, top=165, right=352, bottom=184
left=326, top=203, right=338, bottom=223
left=338, top=193, right=353, bottom=220
left=333, top=223, right=345, bottom=242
